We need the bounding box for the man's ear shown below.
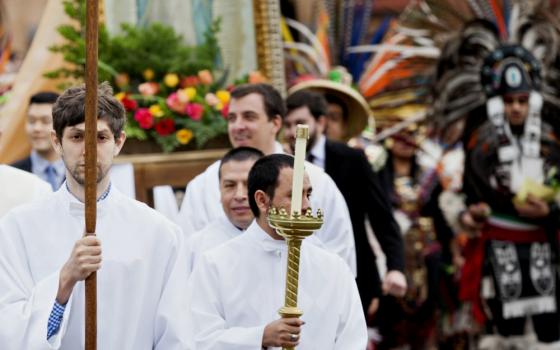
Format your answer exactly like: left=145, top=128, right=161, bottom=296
left=254, top=190, right=270, bottom=215
left=50, top=130, right=62, bottom=156
left=271, top=115, right=283, bottom=135
left=317, top=115, right=327, bottom=134
left=113, top=131, right=127, bottom=156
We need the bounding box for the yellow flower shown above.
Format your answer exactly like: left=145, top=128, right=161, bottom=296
left=215, top=102, right=223, bottom=111
left=149, top=104, right=165, bottom=118
left=216, top=90, right=230, bottom=104
left=115, top=92, right=126, bottom=101
left=164, top=73, right=180, bottom=88
left=143, top=68, right=155, bottom=81
left=184, top=87, right=197, bottom=100
left=176, top=128, right=193, bottom=145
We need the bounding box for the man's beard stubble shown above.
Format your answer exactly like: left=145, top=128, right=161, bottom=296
left=66, top=162, right=106, bottom=185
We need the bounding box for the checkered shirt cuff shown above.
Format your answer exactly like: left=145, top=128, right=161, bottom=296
left=47, top=301, right=66, bottom=340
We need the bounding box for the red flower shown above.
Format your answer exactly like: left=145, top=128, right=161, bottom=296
left=185, top=103, right=204, bottom=121
left=155, top=118, right=176, bottom=136
left=134, top=108, right=154, bottom=129
left=122, top=96, right=138, bottom=111
left=180, top=76, right=200, bottom=88
left=221, top=103, right=229, bottom=118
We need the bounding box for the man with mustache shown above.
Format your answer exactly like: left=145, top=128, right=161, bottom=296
left=186, top=146, right=263, bottom=271
left=0, top=83, right=188, bottom=349
left=177, top=83, right=357, bottom=275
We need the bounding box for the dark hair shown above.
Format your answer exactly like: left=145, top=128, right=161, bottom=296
left=230, top=83, right=286, bottom=120
left=52, top=82, right=125, bottom=140
left=324, top=93, right=349, bottom=121
left=29, top=92, right=59, bottom=105
left=219, top=146, right=264, bottom=179
left=248, top=154, right=294, bottom=218
left=286, top=90, right=328, bottom=120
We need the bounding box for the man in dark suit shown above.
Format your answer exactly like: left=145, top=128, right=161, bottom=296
left=11, top=92, right=63, bottom=190
left=284, top=89, right=406, bottom=319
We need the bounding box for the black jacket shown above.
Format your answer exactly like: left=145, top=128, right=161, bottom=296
left=11, top=156, right=32, bottom=172
left=324, top=140, right=404, bottom=312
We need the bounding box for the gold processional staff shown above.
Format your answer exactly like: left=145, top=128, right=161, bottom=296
left=268, top=124, right=323, bottom=350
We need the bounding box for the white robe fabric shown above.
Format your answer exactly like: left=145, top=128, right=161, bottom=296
left=186, top=216, right=243, bottom=274
left=0, top=185, right=189, bottom=349
left=185, top=221, right=367, bottom=349
left=0, top=164, right=51, bottom=217
left=186, top=217, right=326, bottom=276
left=176, top=143, right=357, bottom=274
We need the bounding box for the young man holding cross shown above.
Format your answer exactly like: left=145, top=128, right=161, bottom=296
left=0, top=83, right=188, bottom=349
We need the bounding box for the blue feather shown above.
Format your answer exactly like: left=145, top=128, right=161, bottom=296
left=350, top=15, right=392, bottom=81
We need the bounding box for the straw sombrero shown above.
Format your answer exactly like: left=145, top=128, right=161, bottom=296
left=288, top=79, right=373, bottom=140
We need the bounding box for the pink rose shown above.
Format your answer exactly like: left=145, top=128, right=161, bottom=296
left=205, top=93, right=219, bottom=106
left=166, top=92, right=187, bottom=114
left=185, top=103, right=204, bottom=121
left=134, top=108, right=154, bottom=129
left=138, top=82, right=160, bottom=96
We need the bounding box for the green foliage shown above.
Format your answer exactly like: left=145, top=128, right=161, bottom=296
left=104, top=20, right=220, bottom=85
left=154, top=134, right=179, bottom=153
left=46, top=0, right=112, bottom=87
left=46, top=0, right=221, bottom=87
left=124, top=123, right=148, bottom=140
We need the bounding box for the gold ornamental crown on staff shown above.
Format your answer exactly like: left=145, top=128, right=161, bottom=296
left=267, top=124, right=324, bottom=350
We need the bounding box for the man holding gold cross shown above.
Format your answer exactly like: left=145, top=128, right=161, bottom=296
left=185, top=151, right=367, bottom=348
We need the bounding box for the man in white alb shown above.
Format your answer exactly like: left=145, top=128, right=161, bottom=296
left=186, top=146, right=263, bottom=272
left=186, top=154, right=367, bottom=349
left=0, top=83, right=188, bottom=349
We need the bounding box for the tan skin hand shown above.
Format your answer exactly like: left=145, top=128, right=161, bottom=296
left=57, top=235, right=102, bottom=305
left=262, top=318, right=304, bottom=348
left=514, top=194, right=550, bottom=219
left=382, top=270, right=407, bottom=297
left=367, top=298, right=379, bottom=319
left=460, top=202, right=491, bottom=236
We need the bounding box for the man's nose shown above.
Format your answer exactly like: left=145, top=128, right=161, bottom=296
left=230, top=117, right=246, bottom=130
left=234, top=183, right=247, bottom=199
left=301, top=195, right=311, bottom=214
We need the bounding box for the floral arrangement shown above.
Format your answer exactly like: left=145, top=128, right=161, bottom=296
left=115, top=69, right=267, bottom=152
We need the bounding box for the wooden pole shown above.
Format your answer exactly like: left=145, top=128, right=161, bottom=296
left=84, top=0, right=98, bottom=349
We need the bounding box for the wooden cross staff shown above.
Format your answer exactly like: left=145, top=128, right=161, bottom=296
left=84, top=0, right=99, bottom=348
